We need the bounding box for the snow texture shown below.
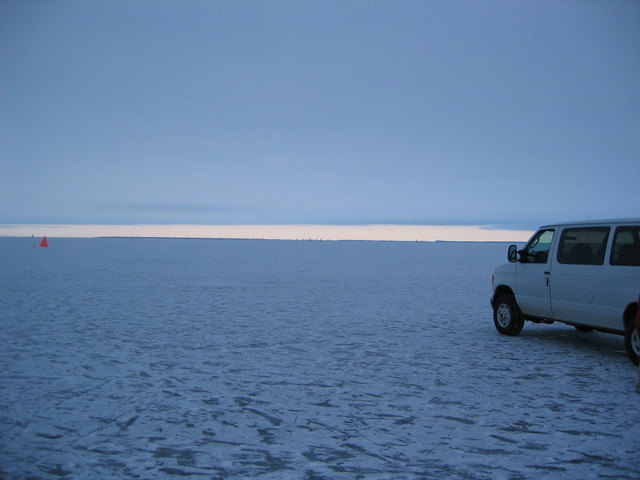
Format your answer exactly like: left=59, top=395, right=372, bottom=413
left=0, top=238, right=638, bottom=479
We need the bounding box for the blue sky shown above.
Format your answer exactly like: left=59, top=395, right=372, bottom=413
left=1, top=0, right=639, bottom=236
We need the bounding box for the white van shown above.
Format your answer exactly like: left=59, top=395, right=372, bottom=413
left=491, top=219, right=640, bottom=364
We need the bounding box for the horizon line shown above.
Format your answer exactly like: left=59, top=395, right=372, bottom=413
left=0, top=224, right=534, bottom=243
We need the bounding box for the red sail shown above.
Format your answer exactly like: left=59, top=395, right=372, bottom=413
left=39, top=236, right=49, bottom=247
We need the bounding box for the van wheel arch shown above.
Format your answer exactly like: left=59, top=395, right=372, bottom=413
left=492, top=286, right=515, bottom=306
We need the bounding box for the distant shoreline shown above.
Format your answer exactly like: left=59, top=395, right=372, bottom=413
left=0, top=235, right=520, bottom=245
left=0, top=224, right=534, bottom=243
left=5, top=235, right=518, bottom=244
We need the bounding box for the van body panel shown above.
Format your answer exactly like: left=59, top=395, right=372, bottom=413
left=550, top=263, right=611, bottom=328
left=515, top=262, right=552, bottom=319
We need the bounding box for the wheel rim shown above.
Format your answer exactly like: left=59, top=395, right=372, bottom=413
left=496, top=303, right=512, bottom=328
left=632, top=328, right=640, bottom=356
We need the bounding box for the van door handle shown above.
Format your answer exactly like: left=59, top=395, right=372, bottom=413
left=544, top=271, right=550, bottom=275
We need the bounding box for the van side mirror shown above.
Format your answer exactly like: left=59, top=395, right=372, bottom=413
left=508, top=244, right=518, bottom=263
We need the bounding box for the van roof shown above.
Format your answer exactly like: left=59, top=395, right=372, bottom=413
left=540, top=218, right=640, bottom=228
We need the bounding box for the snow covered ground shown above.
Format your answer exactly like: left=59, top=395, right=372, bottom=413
left=0, top=237, right=638, bottom=479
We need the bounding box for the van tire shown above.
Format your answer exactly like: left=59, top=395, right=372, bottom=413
left=493, top=294, right=524, bottom=336
left=624, top=319, right=639, bottom=366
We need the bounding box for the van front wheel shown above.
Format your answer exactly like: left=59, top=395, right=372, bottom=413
left=493, top=294, right=524, bottom=336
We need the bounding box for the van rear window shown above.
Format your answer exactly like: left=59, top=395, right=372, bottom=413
left=557, top=227, right=610, bottom=265
left=610, top=226, right=640, bottom=266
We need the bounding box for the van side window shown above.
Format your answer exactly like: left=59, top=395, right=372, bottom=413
left=523, top=229, right=554, bottom=263
left=610, top=226, right=640, bottom=266
left=557, top=227, right=610, bottom=265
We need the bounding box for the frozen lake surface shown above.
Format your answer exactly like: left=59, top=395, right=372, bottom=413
left=0, top=237, right=638, bottom=479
